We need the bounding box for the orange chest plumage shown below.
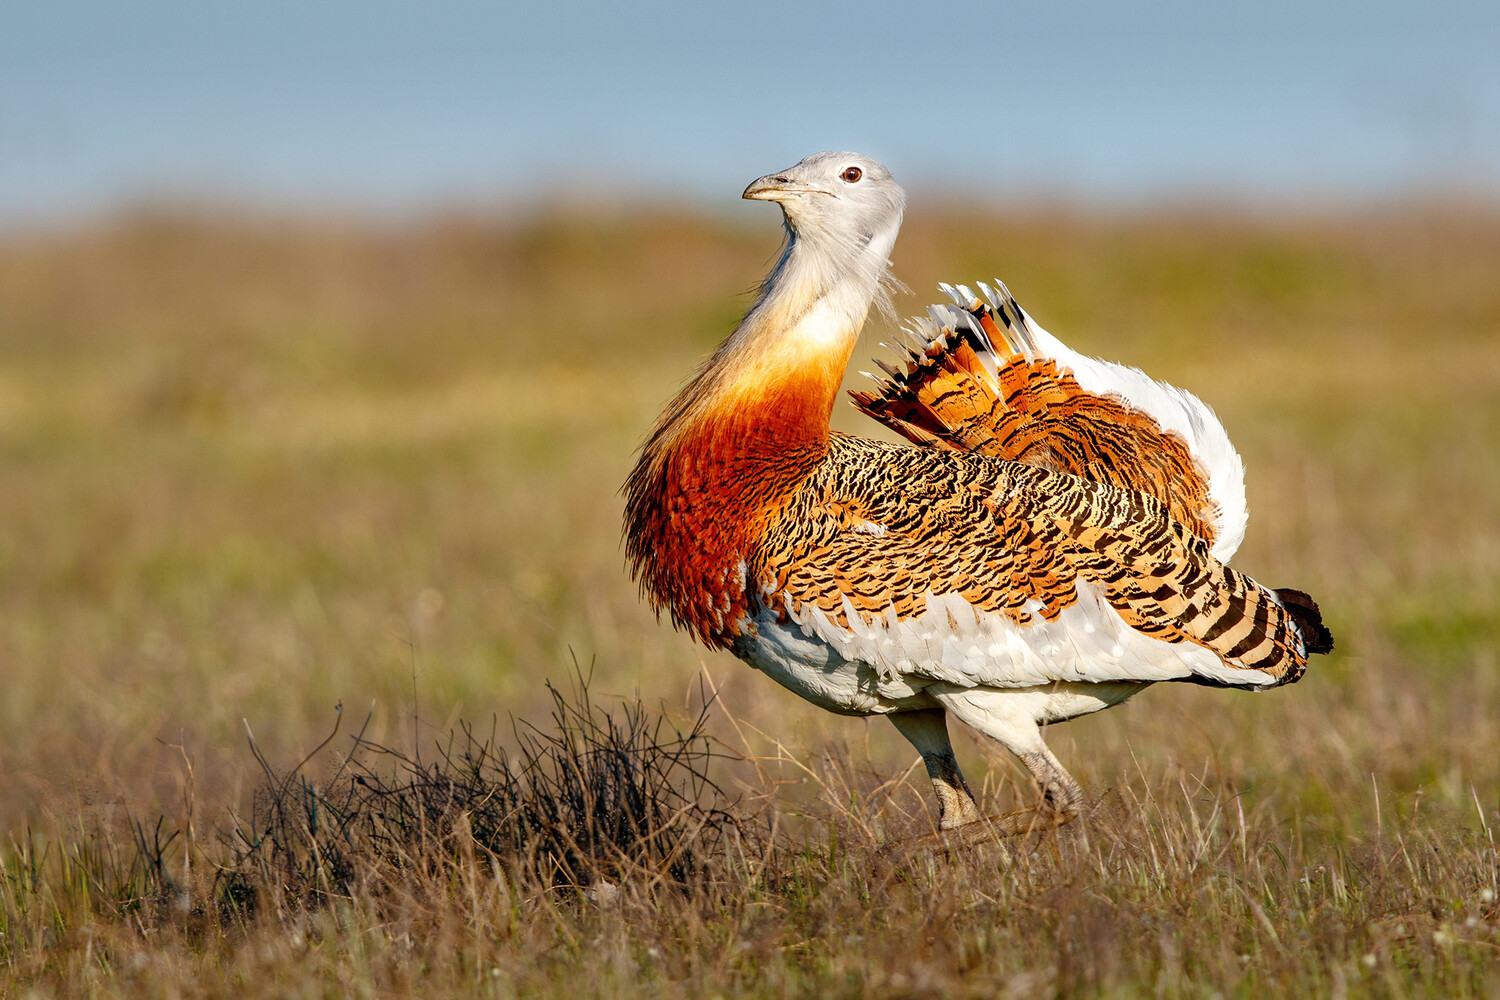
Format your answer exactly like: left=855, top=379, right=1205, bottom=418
left=624, top=377, right=837, bottom=648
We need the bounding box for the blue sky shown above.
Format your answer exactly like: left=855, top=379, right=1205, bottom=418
left=2, top=0, right=1497, bottom=225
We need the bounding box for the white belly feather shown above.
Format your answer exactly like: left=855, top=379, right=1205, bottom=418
left=733, top=579, right=1272, bottom=719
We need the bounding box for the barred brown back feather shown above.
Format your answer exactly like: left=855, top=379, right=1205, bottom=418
left=851, top=296, right=1220, bottom=544
left=752, top=435, right=1317, bottom=685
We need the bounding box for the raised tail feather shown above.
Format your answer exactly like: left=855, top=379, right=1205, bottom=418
left=852, top=282, right=1224, bottom=546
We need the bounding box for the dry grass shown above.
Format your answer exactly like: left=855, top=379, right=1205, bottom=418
left=0, top=202, right=1498, bottom=996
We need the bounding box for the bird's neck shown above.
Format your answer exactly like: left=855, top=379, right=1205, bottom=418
left=624, top=227, right=893, bottom=644
left=660, top=226, right=891, bottom=465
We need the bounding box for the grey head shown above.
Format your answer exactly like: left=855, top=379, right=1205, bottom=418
left=743, top=151, right=905, bottom=258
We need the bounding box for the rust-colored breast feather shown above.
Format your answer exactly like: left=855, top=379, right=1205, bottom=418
left=850, top=301, right=1220, bottom=544
left=624, top=377, right=834, bottom=649
left=755, top=436, right=1317, bottom=684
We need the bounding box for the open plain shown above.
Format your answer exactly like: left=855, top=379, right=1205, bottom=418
left=1, top=203, right=1498, bottom=997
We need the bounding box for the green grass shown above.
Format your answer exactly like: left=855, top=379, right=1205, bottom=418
left=1, top=203, right=1498, bottom=997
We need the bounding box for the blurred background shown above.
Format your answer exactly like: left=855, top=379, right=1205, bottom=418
left=1, top=0, right=1497, bottom=834
left=5, top=0, right=1499, bottom=223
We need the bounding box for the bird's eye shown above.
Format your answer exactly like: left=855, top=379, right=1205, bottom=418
left=840, top=166, right=863, bottom=183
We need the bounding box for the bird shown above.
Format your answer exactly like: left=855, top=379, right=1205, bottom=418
left=623, top=152, right=1333, bottom=836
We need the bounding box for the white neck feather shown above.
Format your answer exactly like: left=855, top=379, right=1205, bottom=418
left=633, top=210, right=903, bottom=461
left=731, top=216, right=903, bottom=359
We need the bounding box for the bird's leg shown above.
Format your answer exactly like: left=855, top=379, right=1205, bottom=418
left=1017, top=744, right=1085, bottom=818
left=929, top=688, right=1087, bottom=837
left=893, top=744, right=1085, bottom=849
left=888, top=708, right=982, bottom=829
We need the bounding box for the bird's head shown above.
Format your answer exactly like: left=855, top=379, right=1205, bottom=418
left=743, top=151, right=905, bottom=260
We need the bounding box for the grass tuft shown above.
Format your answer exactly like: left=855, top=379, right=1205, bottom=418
left=224, top=673, right=742, bottom=918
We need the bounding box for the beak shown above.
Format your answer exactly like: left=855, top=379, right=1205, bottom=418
left=743, top=172, right=822, bottom=202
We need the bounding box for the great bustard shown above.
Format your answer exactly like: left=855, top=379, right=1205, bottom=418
left=624, top=152, right=1332, bottom=834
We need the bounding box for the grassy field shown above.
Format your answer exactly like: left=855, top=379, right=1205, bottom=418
left=1, top=201, right=1498, bottom=997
